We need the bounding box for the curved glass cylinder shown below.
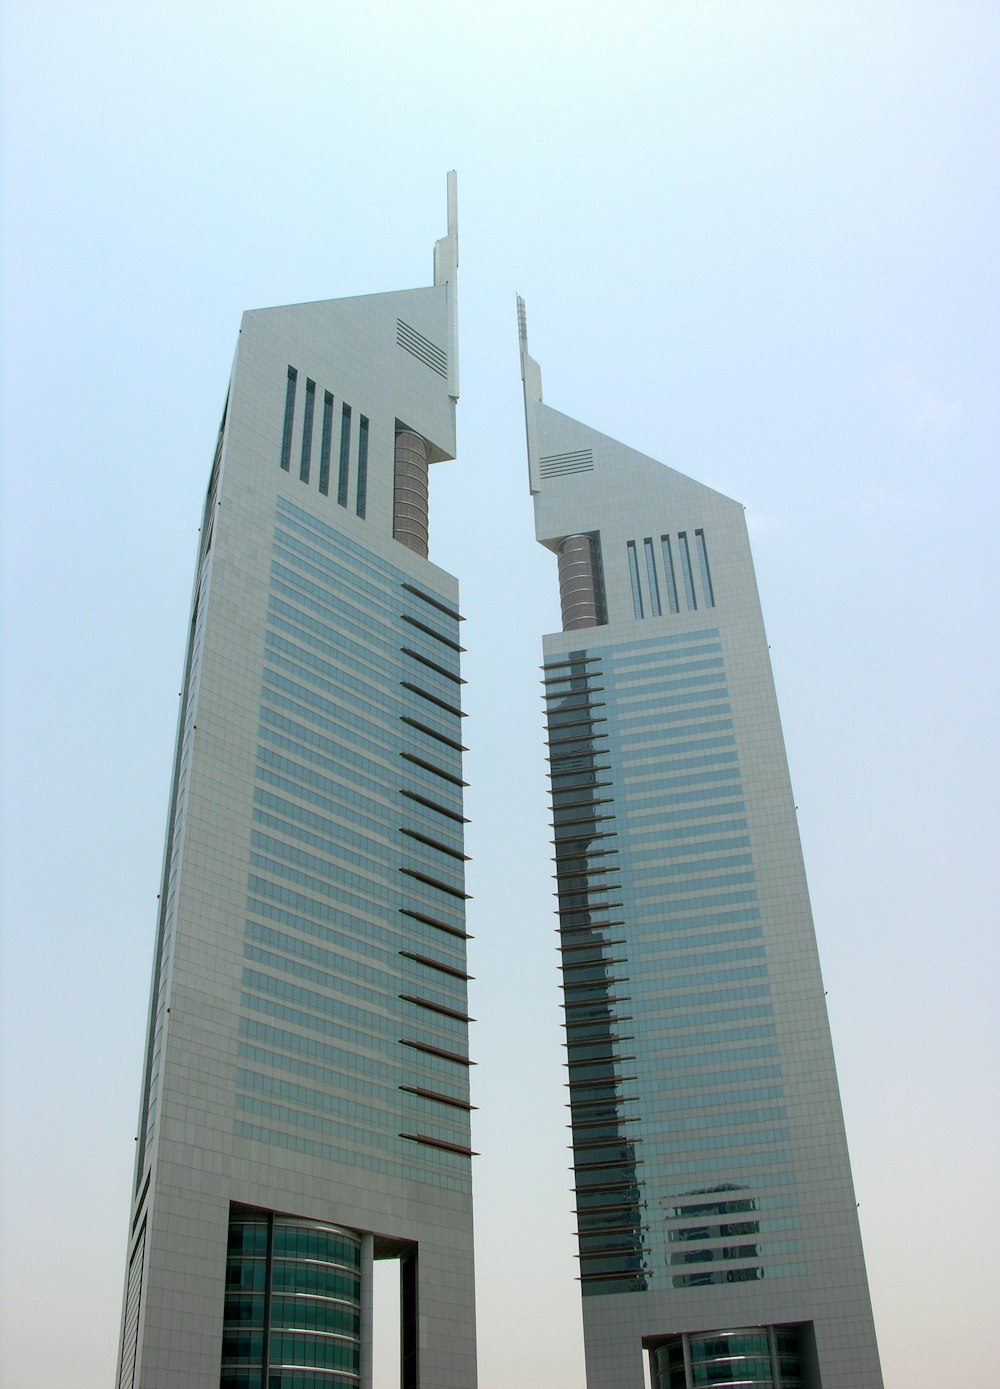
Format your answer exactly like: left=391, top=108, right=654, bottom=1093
left=221, top=1207, right=362, bottom=1389
left=649, top=1326, right=803, bottom=1389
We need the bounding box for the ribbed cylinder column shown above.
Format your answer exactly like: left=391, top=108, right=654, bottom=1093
left=557, top=533, right=602, bottom=630
left=393, top=429, right=429, bottom=557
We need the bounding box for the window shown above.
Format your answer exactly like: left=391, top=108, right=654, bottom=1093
left=660, top=536, right=680, bottom=613
left=279, top=367, right=298, bottom=472
left=678, top=532, right=698, bottom=610
left=299, top=379, right=315, bottom=483
left=644, top=538, right=662, bottom=617
left=337, top=404, right=352, bottom=508
left=626, top=541, right=644, bottom=619
left=356, top=415, right=369, bottom=518
left=695, top=529, right=716, bottom=607
left=318, top=391, right=333, bottom=496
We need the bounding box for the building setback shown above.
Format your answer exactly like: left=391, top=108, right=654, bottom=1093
left=518, top=300, right=882, bottom=1389
left=116, top=176, right=477, bottom=1389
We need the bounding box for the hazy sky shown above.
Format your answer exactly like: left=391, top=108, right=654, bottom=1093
left=2, top=3, right=998, bottom=1387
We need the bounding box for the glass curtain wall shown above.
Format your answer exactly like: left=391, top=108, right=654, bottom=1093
left=649, top=1326, right=803, bottom=1389
left=222, top=1207, right=362, bottom=1389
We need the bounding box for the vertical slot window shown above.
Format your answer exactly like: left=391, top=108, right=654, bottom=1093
left=338, top=404, right=352, bottom=508
left=695, top=529, right=716, bottom=607
left=356, top=415, right=369, bottom=518
left=626, top=541, right=644, bottom=619
left=643, top=538, right=661, bottom=617
left=319, top=391, right=334, bottom=496
left=660, top=536, right=680, bottom=613
left=678, top=531, right=698, bottom=610
left=299, top=379, right=315, bottom=483
left=279, top=366, right=297, bottom=472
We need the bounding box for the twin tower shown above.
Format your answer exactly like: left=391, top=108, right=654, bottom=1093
left=116, top=176, right=882, bottom=1389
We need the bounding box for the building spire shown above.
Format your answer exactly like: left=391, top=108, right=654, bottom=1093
left=434, top=171, right=459, bottom=400
left=516, top=296, right=544, bottom=495
left=516, top=294, right=542, bottom=404
left=433, top=169, right=459, bottom=288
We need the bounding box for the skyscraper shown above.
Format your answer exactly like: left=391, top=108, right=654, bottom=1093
left=116, top=176, right=477, bottom=1389
left=518, top=301, right=882, bottom=1389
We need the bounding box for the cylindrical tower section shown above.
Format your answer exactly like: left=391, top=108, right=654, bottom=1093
left=649, top=1327, right=805, bottom=1389
left=557, top=533, right=604, bottom=630
left=393, top=428, right=429, bottom=557
left=221, top=1207, right=363, bottom=1388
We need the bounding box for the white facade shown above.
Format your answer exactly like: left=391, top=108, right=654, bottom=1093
left=117, top=177, right=477, bottom=1389
left=519, top=301, right=882, bottom=1389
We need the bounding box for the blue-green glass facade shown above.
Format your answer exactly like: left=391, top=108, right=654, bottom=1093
left=236, top=497, right=473, bottom=1191
left=117, top=181, right=476, bottom=1389
left=547, top=629, right=804, bottom=1300
left=520, top=296, right=881, bottom=1388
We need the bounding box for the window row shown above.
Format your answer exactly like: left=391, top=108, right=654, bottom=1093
left=233, top=1120, right=471, bottom=1194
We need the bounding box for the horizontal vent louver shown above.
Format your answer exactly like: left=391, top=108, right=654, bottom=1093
left=397, top=320, right=448, bottom=377
left=539, top=449, right=594, bottom=478
left=400, top=1132, right=478, bottom=1157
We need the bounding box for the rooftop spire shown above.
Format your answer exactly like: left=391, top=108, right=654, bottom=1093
left=516, top=294, right=542, bottom=404
left=433, top=170, right=458, bottom=287
left=434, top=171, right=459, bottom=399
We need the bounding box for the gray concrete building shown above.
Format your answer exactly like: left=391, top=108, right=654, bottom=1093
left=518, top=300, right=882, bottom=1389
left=116, top=176, right=476, bottom=1389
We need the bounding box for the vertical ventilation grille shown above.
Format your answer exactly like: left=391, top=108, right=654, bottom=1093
left=539, top=449, right=594, bottom=478
left=397, top=319, right=448, bottom=377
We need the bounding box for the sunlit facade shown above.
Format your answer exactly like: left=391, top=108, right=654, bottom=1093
left=116, top=177, right=477, bottom=1389
left=518, top=300, right=882, bottom=1389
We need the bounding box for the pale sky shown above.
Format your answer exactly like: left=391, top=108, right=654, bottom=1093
left=1, top=4, right=998, bottom=1387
